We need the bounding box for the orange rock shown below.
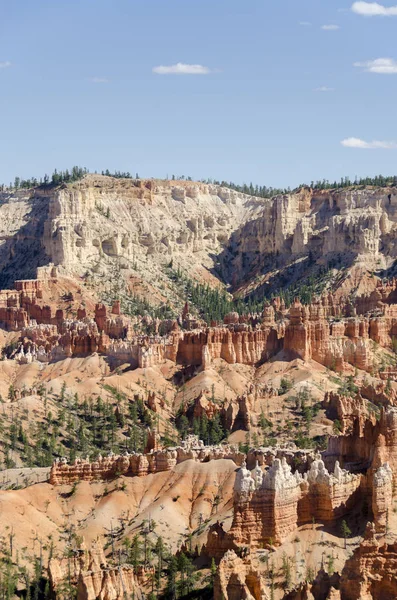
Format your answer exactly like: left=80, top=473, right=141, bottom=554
left=49, top=538, right=143, bottom=600
left=339, top=522, right=397, bottom=600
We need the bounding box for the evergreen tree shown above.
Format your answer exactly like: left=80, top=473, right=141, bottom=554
left=340, top=520, right=351, bottom=549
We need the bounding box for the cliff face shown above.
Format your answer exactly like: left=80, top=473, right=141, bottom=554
left=221, top=187, right=397, bottom=294
left=0, top=189, right=51, bottom=287
left=3, top=179, right=397, bottom=303
left=0, top=177, right=263, bottom=303
left=47, top=182, right=397, bottom=299
left=41, top=176, right=263, bottom=299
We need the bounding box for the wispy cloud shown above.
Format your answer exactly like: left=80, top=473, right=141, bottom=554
left=354, top=58, right=397, bottom=73
left=90, top=76, right=109, bottom=83
left=299, top=21, right=311, bottom=26
left=152, top=63, right=212, bottom=75
left=351, top=1, right=397, bottom=15
left=341, top=137, right=397, bottom=149
left=314, top=86, right=335, bottom=92
left=0, top=61, right=11, bottom=69
left=321, top=24, right=340, bottom=29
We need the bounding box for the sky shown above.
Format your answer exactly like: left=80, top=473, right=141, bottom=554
left=1, top=0, right=397, bottom=188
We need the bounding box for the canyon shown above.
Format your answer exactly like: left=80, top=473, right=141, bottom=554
left=2, top=178, right=397, bottom=306
left=1, top=176, right=397, bottom=599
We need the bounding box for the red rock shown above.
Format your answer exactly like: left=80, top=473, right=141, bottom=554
left=339, top=522, right=397, bottom=600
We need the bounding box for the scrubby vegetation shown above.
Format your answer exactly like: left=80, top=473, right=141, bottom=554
left=3, top=167, right=397, bottom=197
left=2, top=166, right=89, bottom=190
left=219, top=173, right=397, bottom=197
left=0, top=383, right=161, bottom=469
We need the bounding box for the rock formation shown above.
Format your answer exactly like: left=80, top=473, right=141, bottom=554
left=49, top=436, right=244, bottom=485
left=338, top=522, right=397, bottom=600
left=4, top=179, right=397, bottom=600
left=49, top=539, right=143, bottom=600
left=222, top=456, right=361, bottom=550
left=206, top=400, right=397, bottom=563
left=224, top=187, right=397, bottom=291
left=372, top=463, right=393, bottom=533
left=213, top=550, right=267, bottom=600
left=5, top=274, right=397, bottom=381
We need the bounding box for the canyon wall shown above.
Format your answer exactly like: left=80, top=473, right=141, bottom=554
left=206, top=403, right=397, bottom=558
left=4, top=275, right=397, bottom=380
left=224, top=187, right=397, bottom=287
left=3, top=180, right=397, bottom=304
left=43, top=177, right=262, bottom=271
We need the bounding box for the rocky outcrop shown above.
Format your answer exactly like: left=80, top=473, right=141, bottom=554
left=176, top=327, right=284, bottom=367
left=372, top=463, right=393, bottom=533
left=303, top=458, right=361, bottom=523
left=325, top=406, right=397, bottom=481
left=208, top=455, right=361, bottom=554
left=338, top=522, right=397, bottom=600
left=283, top=298, right=394, bottom=373
left=222, top=456, right=358, bottom=549
left=213, top=550, right=267, bottom=600
left=224, top=187, right=397, bottom=289
left=49, top=539, right=143, bottom=600
left=323, top=391, right=378, bottom=436
left=49, top=437, right=244, bottom=485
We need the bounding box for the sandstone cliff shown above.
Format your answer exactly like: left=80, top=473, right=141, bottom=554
left=0, top=176, right=263, bottom=302
left=224, top=187, right=397, bottom=296
left=3, top=179, right=397, bottom=305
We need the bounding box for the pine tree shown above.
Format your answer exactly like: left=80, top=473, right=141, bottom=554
left=210, top=557, right=217, bottom=588
left=340, top=520, right=351, bottom=549
left=166, top=555, right=178, bottom=600
left=130, top=535, right=142, bottom=568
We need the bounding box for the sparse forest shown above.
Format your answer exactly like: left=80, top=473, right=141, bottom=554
left=2, top=167, right=397, bottom=197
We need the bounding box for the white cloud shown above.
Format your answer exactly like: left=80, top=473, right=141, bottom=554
left=351, top=1, right=397, bottom=15
left=152, top=62, right=212, bottom=75
left=314, top=86, right=335, bottom=92
left=354, top=57, right=397, bottom=73
left=321, top=24, right=340, bottom=29
left=299, top=21, right=311, bottom=26
left=90, top=77, right=109, bottom=83
left=341, top=137, right=397, bottom=149
left=0, top=61, right=11, bottom=69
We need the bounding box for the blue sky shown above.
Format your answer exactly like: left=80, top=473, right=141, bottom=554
left=1, top=0, right=397, bottom=188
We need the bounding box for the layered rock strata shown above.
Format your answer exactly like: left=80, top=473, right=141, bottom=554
left=5, top=270, right=397, bottom=379
left=225, top=457, right=360, bottom=548
left=49, top=437, right=244, bottom=485
left=6, top=280, right=397, bottom=378
left=49, top=539, right=143, bottom=600
left=338, top=522, right=397, bottom=600
left=213, top=550, right=267, bottom=600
